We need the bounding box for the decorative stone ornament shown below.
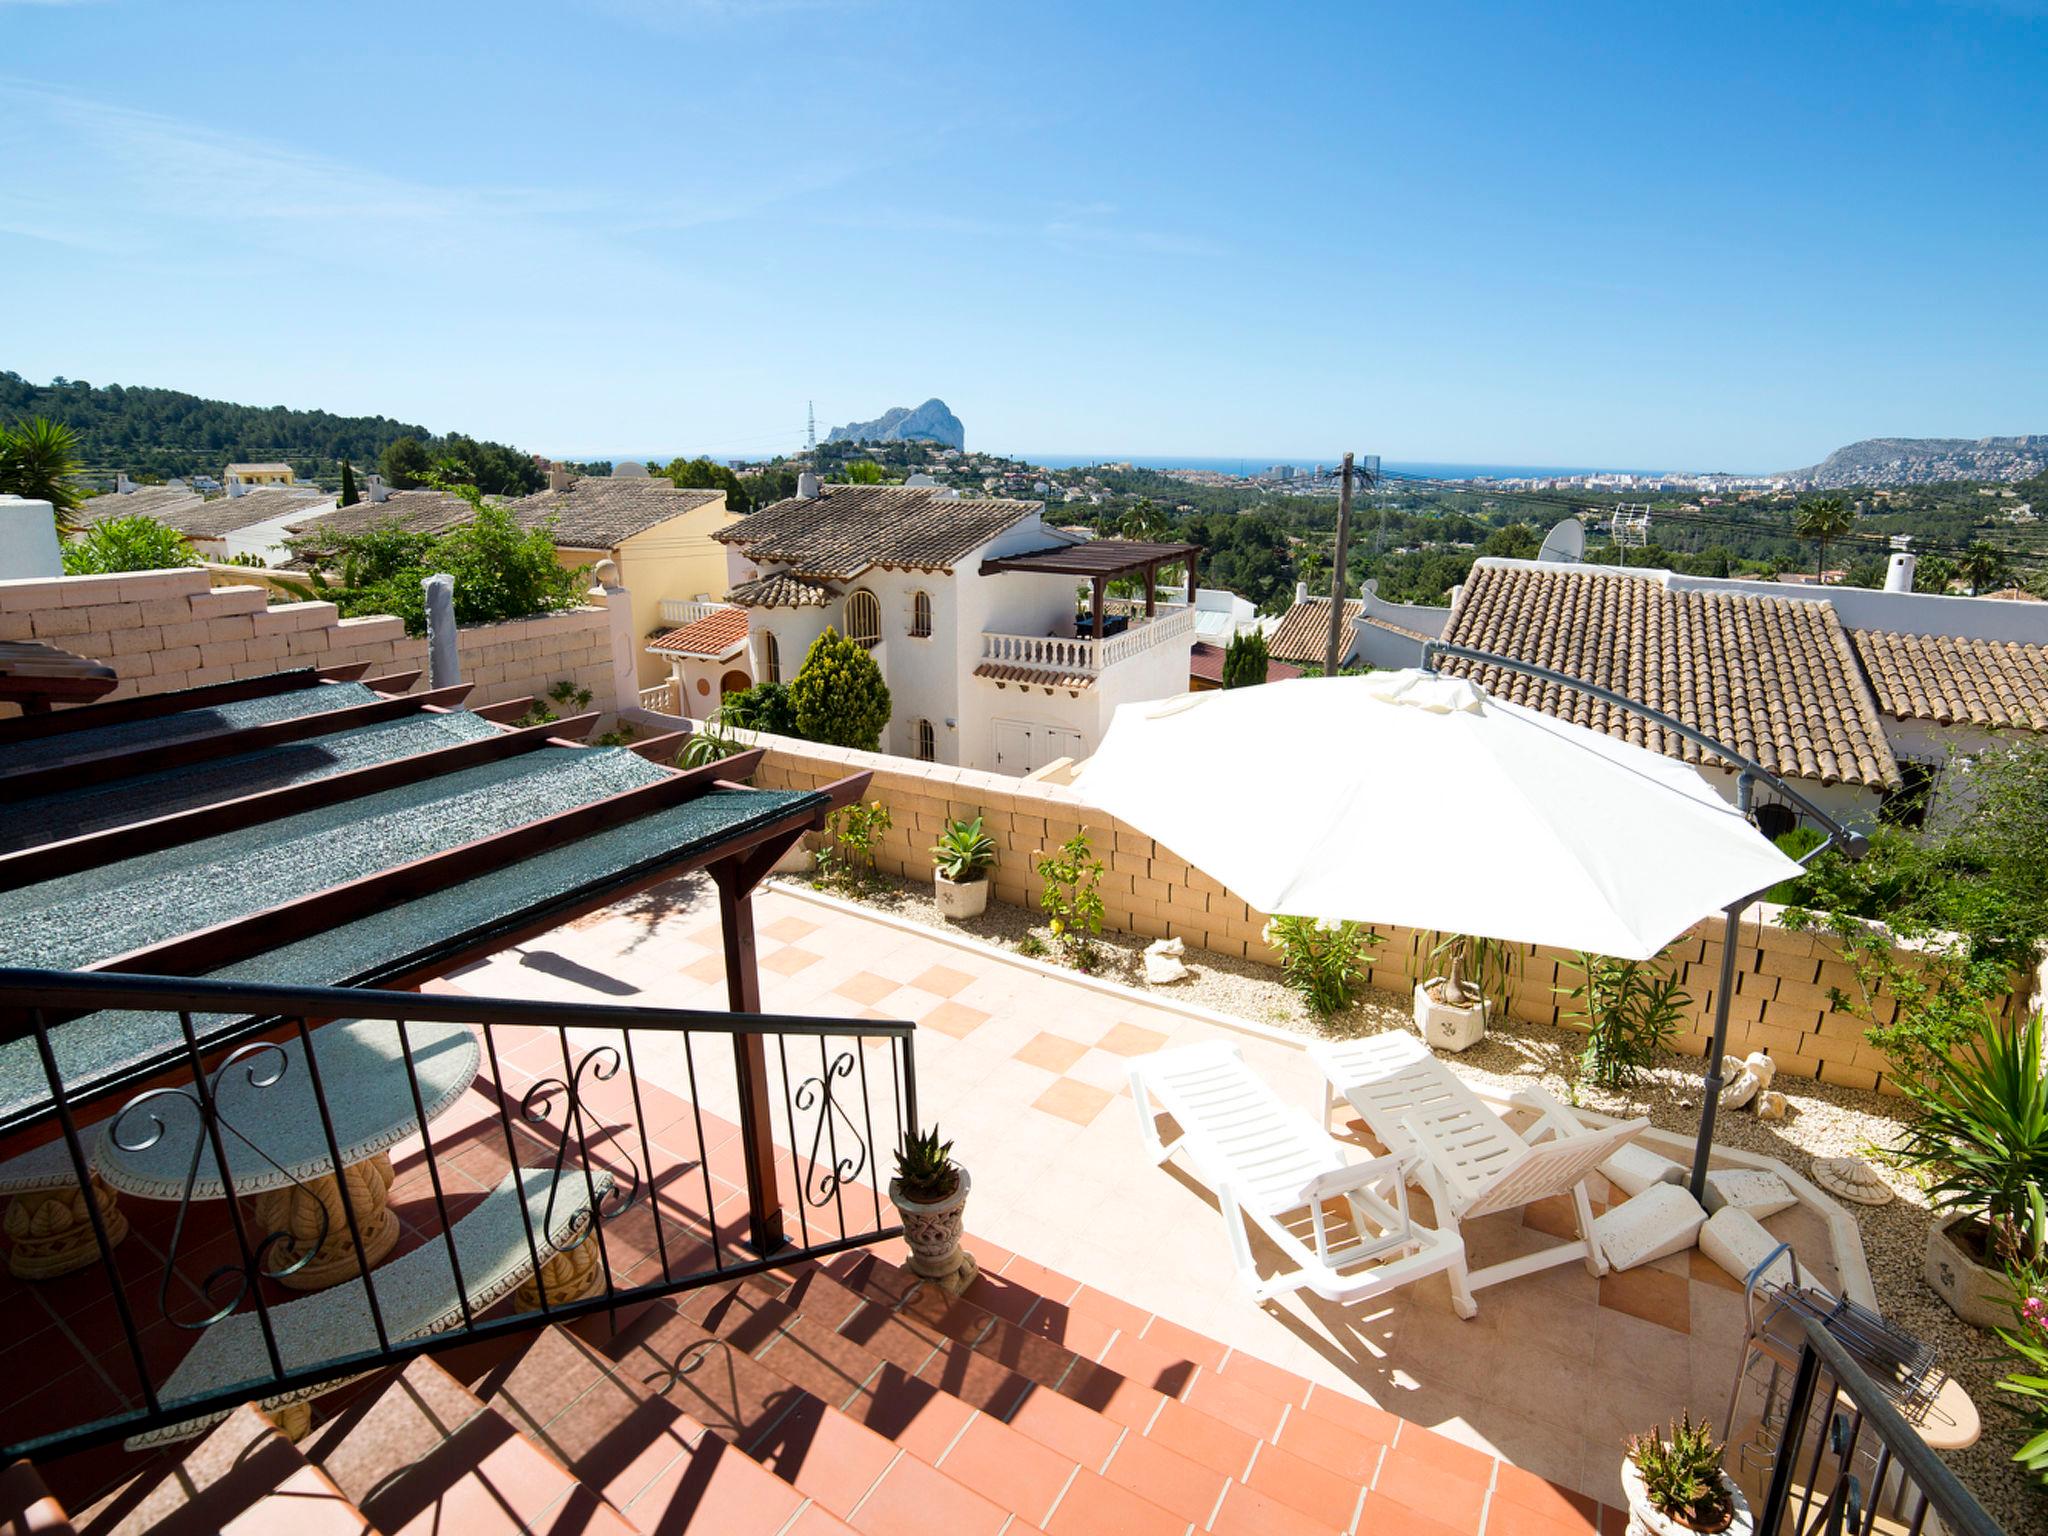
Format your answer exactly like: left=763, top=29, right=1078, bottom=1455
left=890, top=1166, right=977, bottom=1295
left=1413, top=980, right=1491, bottom=1053
left=1621, top=1454, right=1753, bottom=1536
left=251, top=1152, right=399, bottom=1291
left=2, top=1171, right=129, bottom=1280
left=934, top=870, right=990, bottom=920
left=1810, top=1156, right=1891, bottom=1207
left=1144, top=937, right=1190, bottom=985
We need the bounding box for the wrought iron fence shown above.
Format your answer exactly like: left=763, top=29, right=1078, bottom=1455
left=0, top=967, right=915, bottom=1460
left=1754, top=1311, right=2001, bottom=1536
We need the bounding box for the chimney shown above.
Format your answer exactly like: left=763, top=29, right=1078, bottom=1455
left=548, top=465, right=575, bottom=493
left=363, top=473, right=389, bottom=504
left=224, top=474, right=245, bottom=498
left=1885, top=551, right=1917, bottom=594
left=1295, top=579, right=1308, bottom=604
left=797, top=470, right=821, bottom=500
left=116, top=472, right=136, bottom=495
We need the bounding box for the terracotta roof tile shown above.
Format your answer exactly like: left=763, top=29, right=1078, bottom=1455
left=647, top=606, right=749, bottom=659
left=1438, top=563, right=1901, bottom=790
left=503, top=478, right=725, bottom=549
left=1267, top=598, right=1361, bottom=663
left=1356, top=614, right=1432, bottom=644
left=1851, top=628, right=2048, bottom=732
left=972, top=660, right=1095, bottom=692
left=716, top=486, right=1040, bottom=578
left=86, top=485, right=326, bottom=540
left=1189, top=640, right=1302, bottom=686
left=727, top=572, right=838, bottom=608
left=285, top=489, right=484, bottom=540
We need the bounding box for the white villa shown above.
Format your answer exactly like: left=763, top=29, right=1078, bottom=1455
left=686, top=476, right=1201, bottom=774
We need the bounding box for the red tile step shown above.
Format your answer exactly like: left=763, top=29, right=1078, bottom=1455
left=88, top=1403, right=373, bottom=1536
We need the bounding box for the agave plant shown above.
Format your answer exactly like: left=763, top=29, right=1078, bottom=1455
left=1627, top=1413, right=1732, bottom=1529
left=931, top=816, right=996, bottom=882
left=893, top=1126, right=958, bottom=1204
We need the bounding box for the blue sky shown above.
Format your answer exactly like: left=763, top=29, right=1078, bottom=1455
left=2, top=1, right=2043, bottom=470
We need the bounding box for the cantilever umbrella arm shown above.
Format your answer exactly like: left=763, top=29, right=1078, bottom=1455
left=1418, top=640, right=1868, bottom=1199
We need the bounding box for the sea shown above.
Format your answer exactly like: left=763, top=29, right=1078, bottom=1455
left=1016, top=454, right=1662, bottom=481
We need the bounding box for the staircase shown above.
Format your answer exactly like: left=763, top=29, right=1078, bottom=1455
left=16, top=1249, right=1609, bottom=1536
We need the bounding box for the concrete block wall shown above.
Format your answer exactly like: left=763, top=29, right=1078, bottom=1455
left=747, top=733, right=2019, bottom=1095
left=0, top=568, right=617, bottom=717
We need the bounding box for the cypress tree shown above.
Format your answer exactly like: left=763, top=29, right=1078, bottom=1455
left=1221, top=628, right=1270, bottom=689
left=339, top=459, right=359, bottom=507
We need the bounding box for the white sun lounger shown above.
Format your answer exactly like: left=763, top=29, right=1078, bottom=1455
left=1309, top=1033, right=1647, bottom=1311
left=1130, top=1042, right=1470, bottom=1311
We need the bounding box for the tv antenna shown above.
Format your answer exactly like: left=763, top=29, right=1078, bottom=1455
left=1610, top=503, right=1651, bottom=549
left=806, top=401, right=817, bottom=453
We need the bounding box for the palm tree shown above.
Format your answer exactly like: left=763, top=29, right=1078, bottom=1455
left=1792, top=496, right=1854, bottom=584
left=1957, top=542, right=2009, bottom=596
left=0, top=416, right=85, bottom=533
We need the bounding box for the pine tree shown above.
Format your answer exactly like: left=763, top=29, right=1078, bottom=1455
left=339, top=459, right=359, bottom=507
left=1221, top=628, right=1270, bottom=689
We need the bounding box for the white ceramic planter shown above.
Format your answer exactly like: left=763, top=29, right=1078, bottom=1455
left=890, top=1167, right=972, bottom=1280
left=1924, top=1214, right=2012, bottom=1329
left=772, top=838, right=814, bottom=876
left=1621, top=1458, right=1752, bottom=1536
left=1414, top=980, right=1491, bottom=1053
left=934, top=872, right=991, bottom=921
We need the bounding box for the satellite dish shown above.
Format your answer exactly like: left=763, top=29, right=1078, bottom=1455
left=1536, top=517, right=1586, bottom=563
left=611, top=460, right=650, bottom=479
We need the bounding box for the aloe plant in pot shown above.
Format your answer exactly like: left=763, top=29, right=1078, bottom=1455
left=889, top=1126, right=977, bottom=1290
left=1622, top=1414, right=1751, bottom=1536
left=930, top=816, right=996, bottom=920
left=1414, top=931, right=1515, bottom=1052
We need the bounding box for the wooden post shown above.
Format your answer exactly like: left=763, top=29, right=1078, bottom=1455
left=1144, top=562, right=1157, bottom=618
left=1186, top=552, right=1197, bottom=606
left=713, top=862, right=785, bottom=1254
left=1091, top=576, right=1105, bottom=652
left=1324, top=452, right=1355, bottom=675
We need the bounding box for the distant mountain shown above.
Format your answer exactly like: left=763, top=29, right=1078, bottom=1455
left=827, top=398, right=965, bottom=451
left=1784, top=435, right=2047, bottom=488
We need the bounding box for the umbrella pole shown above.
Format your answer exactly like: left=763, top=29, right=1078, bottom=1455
left=1690, top=895, right=1749, bottom=1202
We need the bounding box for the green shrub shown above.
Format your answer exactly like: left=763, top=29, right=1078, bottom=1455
left=1037, top=832, right=1105, bottom=969
left=61, top=515, right=197, bottom=575
left=1996, top=1265, right=2048, bottom=1486
left=722, top=681, right=799, bottom=736
left=817, top=800, right=892, bottom=894
left=1266, top=916, right=1380, bottom=1018
left=1626, top=1414, right=1732, bottom=1529
left=790, top=627, right=891, bottom=751
left=1220, top=629, right=1271, bottom=688
left=1558, top=951, right=1689, bottom=1089
left=931, top=817, right=997, bottom=882
left=1762, top=825, right=1826, bottom=904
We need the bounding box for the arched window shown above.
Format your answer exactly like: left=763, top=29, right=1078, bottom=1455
left=910, top=590, right=932, bottom=639
left=846, top=590, right=881, bottom=649
left=762, top=631, right=780, bottom=684
left=916, top=719, right=936, bottom=762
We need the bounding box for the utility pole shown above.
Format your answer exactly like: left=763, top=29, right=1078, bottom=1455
left=1323, top=450, right=1355, bottom=675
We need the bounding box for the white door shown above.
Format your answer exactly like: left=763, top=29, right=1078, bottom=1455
left=993, top=718, right=1033, bottom=773
left=1040, top=726, right=1084, bottom=764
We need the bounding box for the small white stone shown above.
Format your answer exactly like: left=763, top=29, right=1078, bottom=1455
left=1595, top=1183, right=1707, bottom=1271
left=1721, top=1068, right=1762, bottom=1110
left=1743, top=1051, right=1776, bottom=1092
left=1755, top=1090, right=1789, bottom=1121
left=1703, top=1168, right=1797, bottom=1219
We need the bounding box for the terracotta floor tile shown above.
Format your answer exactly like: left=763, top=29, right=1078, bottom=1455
left=1070, top=1284, right=1153, bottom=1340
left=1031, top=1078, right=1113, bottom=1126
left=1093, top=1021, right=1171, bottom=1057
left=1099, top=1331, right=1201, bottom=1400
left=763, top=916, right=823, bottom=943
left=1373, top=1450, right=1488, bottom=1529
left=1003, top=1381, right=1124, bottom=1469
left=1102, top=1428, right=1228, bottom=1522
left=1179, top=1367, right=1287, bottom=1440
left=1244, top=1435, right=1367, bottom=1528
left=1136, top=1313, right=1227, bottom=1372
left=909, top=964, right=978, bottom=998
left=991, top=1253, right=1083, bottom=1310
left=1013, top=1032, right=1091, bottom=1074
left=1598, top=1266, right=1692, bottom=1335
left=1493, top=1462, right=1600, bottom=1526
left=847, top=1449, right=1009, bottom=1536
left=1298, top=1385, right=1402, bottom=1446
left=1215, top=1347, right=1313, bottom=1408
left=1687, top=1248, right=1746, bottom=1294
left=1520, top=1194, right=1594, bottom=1243
left=1356, top=1489, right=1477, bottom=1536
left=921, top=1001, right=992, bottom=1040
left=763, top=946, right=824, bottom=977
left=1043, top=1467, right=1190, bottom=1536
left=681, top=953, right=726, bottom=983
left=1274, top=1402, right=1387, bottom=1483
left=1487, top=1494, right=1603, bottom=1536
left=936, top=1412, right=1081, bottom=1528
left=834, top=972, right=903, bottom=1005
left=1391, top=1423, right=1496, bottom=1486
left=1144, top=1396, right=1257, bottom=1477
left=1211, top=1478, right=1345, bottom=1536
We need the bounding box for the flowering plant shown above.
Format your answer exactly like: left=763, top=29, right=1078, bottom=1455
left=1037, top=832, right=1105, bottom=970
left=1264, top=915, right=1379, bottom=1020
left=817, top=800, right=893, bottom=894
left=1998, top=1263, right=2048, bottom=1484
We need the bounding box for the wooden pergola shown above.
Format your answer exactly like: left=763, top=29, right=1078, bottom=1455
left=978, top=538, right=1203, bottom=640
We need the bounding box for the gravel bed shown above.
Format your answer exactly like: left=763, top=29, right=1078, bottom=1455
left=810, top=871, right=2043, bottom=1530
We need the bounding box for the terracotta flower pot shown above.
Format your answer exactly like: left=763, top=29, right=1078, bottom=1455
left=934, top=871, right=990, bottom=921
left=890, top=1167, right=972, bottom=1280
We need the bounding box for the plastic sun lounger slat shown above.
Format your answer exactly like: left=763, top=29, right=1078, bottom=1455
left=129, top=1163, right=614, bottom=1449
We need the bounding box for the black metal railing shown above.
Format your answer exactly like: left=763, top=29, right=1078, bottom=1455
left=1755, top=1311, right=2001, bottom=1536
left=0, top=967, right=916, bottom=1460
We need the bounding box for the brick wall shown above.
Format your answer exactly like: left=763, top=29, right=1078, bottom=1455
left=745, top=733, right=2020, bottom=1095
left=0, top=568, right=617, bottom=717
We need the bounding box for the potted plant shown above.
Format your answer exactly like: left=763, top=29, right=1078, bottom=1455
left=1622, top=1415, right=1751, bottom=1536
left=889, top=1126, right=976, bottom=1288
left=930, top=816, right=996, bottom=920
left=1414, top=932, right=1513, bottom=1053
left=1891, top=1007, right=2048, bottom=1328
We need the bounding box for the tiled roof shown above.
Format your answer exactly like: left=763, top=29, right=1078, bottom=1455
left=226, top=462, right=293, bottom=476
left=76, top=486, right=208, bottom=529
left=285, top=490, right=483, bottom=541
left=715, top=486, right=1040, bottom=578
left=1851, top=629, right=2048, bottom=732
left=1267, top=597, right=1360, bottom=663
left=85, top=486, right=325, bottom=539
left=1189, top=640, right=1303, bottom=686
left=1439, top=563, right=1901, bottom=789
left=502, top=479, right=727, bottom=550
left=647, top=606, right=749, bottom=659
left=1357, top=613, right=1433, bottom=644
left=727, top=572, right=838, bottom=608
left=972, top=660, right=1095, bottom=691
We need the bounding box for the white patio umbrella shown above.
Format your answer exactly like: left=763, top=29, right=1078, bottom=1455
left=1074, top=668, right=1801, bottom=962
